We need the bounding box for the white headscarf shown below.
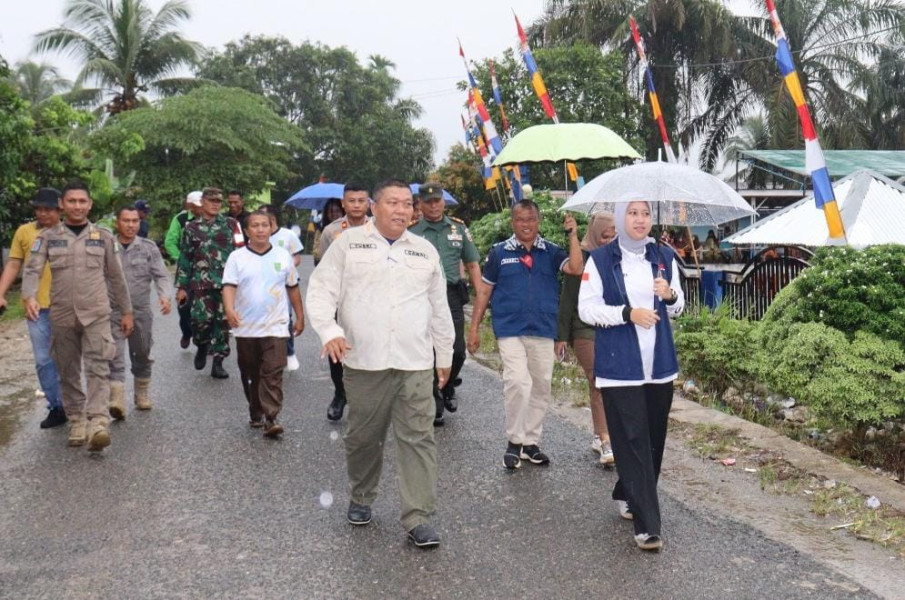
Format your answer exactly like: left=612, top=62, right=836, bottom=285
left=615, top=201, right=655, bottom=253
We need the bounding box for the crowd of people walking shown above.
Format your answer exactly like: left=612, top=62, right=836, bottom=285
left=0, top=179, right=684, bottom=552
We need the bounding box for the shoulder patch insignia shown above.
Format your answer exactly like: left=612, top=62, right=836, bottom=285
left=31, top=239, right=42, bottom=253
left=449, top=216, right=465, bottom=224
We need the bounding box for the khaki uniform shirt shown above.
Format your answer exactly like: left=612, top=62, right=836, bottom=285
left=306, top=221, right=455, bottom=371
left=319, top=216, right=370, bottom=259
left=22, top=222, right=131, bottom=327
left=115, top=237, right=171, bottom=312
left=409, top=215, right=480, bottom=284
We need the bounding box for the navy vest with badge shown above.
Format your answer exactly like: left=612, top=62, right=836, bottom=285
left=589, top=240, right=679, bottom=382
left=487, top=236, right=566, bottom=339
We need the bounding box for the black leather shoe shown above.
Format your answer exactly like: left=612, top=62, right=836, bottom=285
left=180, top=336, right=191, bottom=349
left=433, top=415, right=445, bottom=427
left=442, top=388, right=457, bottom=413
left=193, top=343, right=209, bottom=370
left=408, top=524, right=440, bottom=548
left=40, top=407, right=68, bottom=429
left=327, top=393, right=346, bottom=421
left=210, top=357, right=229, bottom=379
left=347, top=501, right=372, bottom=525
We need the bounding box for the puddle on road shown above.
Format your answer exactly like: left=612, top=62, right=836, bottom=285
left=0, top=389, right=34, bottom=448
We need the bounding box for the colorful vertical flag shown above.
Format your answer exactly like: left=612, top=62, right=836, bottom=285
left=765, top=0, right=845, bottom=240
left=514, top=12, right=578, bottom=183
left=467, top=91, right=500, bottom=190
left=515, top=13, right=558, bottom=123
left=629, top=16, right=677, bottom=164
left=489, top=59, right=510, bottom=134
left=459, top=40, right=504, bottom=156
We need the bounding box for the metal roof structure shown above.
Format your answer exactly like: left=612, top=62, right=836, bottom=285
left=739, top=150, right=905, bottom=179
left=725, top=170, right=905, bottom=248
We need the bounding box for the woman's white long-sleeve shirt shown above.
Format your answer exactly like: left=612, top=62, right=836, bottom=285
left=577, top=245, right=685, bottom=388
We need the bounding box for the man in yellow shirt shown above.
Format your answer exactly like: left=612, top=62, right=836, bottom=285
left=0, top=188, right=66, bottom=428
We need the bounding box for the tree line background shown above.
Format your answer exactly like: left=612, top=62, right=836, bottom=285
left=2, top=0, right=904, bottom=244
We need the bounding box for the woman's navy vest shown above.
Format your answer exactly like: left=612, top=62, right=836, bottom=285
left=589, top=240, right=679, bottom=382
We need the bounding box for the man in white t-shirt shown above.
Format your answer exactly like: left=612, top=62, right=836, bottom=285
left=264, top=206, right=305, bottom=371
left=223, top=210, right=305, bottom=438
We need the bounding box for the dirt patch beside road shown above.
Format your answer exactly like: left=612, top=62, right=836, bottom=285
left=0, top=318, right=42, bottom=447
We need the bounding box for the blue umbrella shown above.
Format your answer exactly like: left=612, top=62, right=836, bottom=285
left=410, top=183, right=458, bottom=205
left=285, top=182, right=346, bottom=210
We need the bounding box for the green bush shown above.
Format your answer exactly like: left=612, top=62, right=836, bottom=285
left=674, top=304, right=759, bottom=399
left=468, top=190, right=587, bottom=257
left=764, top=245, right=905, bottom=350
left=756, top=322, right=905, bottom=427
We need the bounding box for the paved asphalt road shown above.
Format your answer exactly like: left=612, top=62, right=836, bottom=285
left=0, top=257, right=876, bottom=599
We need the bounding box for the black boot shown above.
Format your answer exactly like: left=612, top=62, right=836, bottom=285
left=327, top=392, right=346, bottom=421
left=194, top=343, right=209, bottom=370
left=40, top=407, right=68, bottom=429
left=210, top=356, right=229, bottom=379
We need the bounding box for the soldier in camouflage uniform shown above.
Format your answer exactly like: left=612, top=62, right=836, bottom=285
left=176, top=187, right=244, bottom=379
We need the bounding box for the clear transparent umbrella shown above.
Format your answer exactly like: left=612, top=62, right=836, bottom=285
left=560, top=162, right=756, bottom=226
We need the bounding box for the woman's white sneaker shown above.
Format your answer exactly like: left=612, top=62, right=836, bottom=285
left=634, top=533, right=663, bottom=551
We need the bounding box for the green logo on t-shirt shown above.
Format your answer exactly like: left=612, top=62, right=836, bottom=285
left=273, top=261, right=282, bottom=272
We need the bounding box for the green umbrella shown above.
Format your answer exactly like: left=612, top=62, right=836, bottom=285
left=491, top=123, right=641, bottom=166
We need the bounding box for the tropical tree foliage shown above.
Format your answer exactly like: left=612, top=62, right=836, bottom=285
left=6, top=61, right=71, bottom=107
left=197, top=35, right=434, bottom=188
left=433, top=144, right=494, bottom=224
left=534, top=0, right=905, bottom=168
left=90, top=86, right=304, bottom=225
left=463, top=43, right=643, bottom=190
left=1, top=58, right=94, bottom=245
left=33, top=0, right=201, bottom=114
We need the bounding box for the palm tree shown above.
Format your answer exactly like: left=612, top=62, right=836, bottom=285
left=33, top=0, right=201, bottom=114
left=535, top=0, right=905, bottom=168
left=534, top=0, right=748, bottom=163
left=9, top=61, right=71, bottom=106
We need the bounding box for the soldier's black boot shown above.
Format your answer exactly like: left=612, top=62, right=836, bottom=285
left=327, top=392, right=346, bottom=421
left=194, top=343, right=209, bottom=370
left=211, top=356, right=229, bottom=379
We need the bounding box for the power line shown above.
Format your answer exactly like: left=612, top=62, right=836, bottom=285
left=646, top=25, right=902, bottom=70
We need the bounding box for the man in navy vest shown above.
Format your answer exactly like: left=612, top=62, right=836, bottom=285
left=467, top=200, right=583, bottom=469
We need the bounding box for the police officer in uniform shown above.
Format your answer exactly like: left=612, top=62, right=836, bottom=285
left=409, top=183, right=482, bottom=426
left=22, top=180, right=133, bottom=452
left=108, top=206, right=172, bottom=418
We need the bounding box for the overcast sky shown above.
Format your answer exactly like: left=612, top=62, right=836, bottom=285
left=0, top=0, right=549, bottom=168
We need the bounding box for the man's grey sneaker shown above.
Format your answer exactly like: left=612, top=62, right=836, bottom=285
left=408, top=524, right=440, bottom=548
left=519, top=444, right=550, bottom=465
left=634, top=533, right=663, bottom=551
left=347, top=501, right=372, bottom=526
left=503, top=442, right=522, bottom=470
left=616, top=500, right=634, bottom=520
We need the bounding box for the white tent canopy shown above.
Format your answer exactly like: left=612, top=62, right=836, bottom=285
left=725, top=170, right=905, bottom=248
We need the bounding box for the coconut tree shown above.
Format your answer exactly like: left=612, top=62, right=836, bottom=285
left=535, top=0, right=905, bottom=168
left=33, top=0, right=201, bottom=114
left=8, top=61, right=71, bottom=106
